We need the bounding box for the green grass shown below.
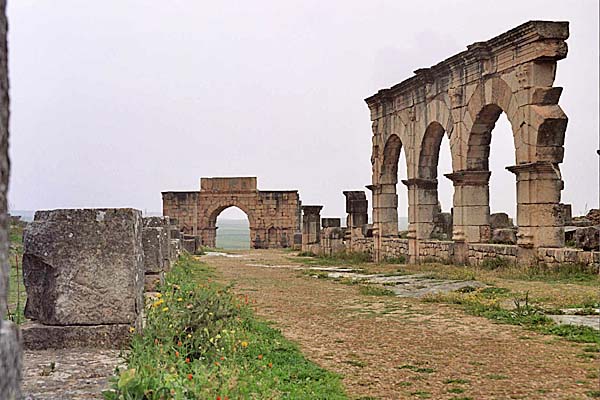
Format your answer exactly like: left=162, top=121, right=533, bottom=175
left=6, top=223, right=26, bottom=324
left=423, top=289, right=600, bottom=345
left=294, top=251, right=372, bottom=266
left=359, top=285, right=396, bottom=297
left=104, top=254, right=347, bottom=400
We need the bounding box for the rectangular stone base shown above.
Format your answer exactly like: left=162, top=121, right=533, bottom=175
left=21, top=323, right=133, bottom=350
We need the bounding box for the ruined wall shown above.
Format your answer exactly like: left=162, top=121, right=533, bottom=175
left=366, top=21, right=571, bottom=264
left=163, top=177, right=300, bottom=249
left=161, top=192, right=198, bottom=235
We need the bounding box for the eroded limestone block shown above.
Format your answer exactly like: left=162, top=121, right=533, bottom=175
left=181, top=238, right=197, bottom=254
left=170, top=239, right=181, bottom=261
left=142, top=227, right=164, bottom=274
left=23, top=209, right=144, bottom=326
left=20, top=322, right=133, bottom=350
left=575, top=226, right=600, bottom=251
left=492, top=228, right=517, bottom=245
left=490, top=213, right=513, bottom=229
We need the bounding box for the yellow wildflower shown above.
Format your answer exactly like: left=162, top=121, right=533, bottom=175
left=129, top=326, right=135, bottom=333
left=162, top=307, right=169, bottom=312
left=241, top=341, right=248, bottom=348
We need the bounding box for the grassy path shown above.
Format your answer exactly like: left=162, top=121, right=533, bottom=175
left=207, top=250, right=599, bottom=400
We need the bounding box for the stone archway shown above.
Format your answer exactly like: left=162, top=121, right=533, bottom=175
left=162, top=177, right=301, bottom=249
left=366, top=21, right=570, bottom=261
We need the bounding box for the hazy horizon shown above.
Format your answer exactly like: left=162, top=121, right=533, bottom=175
left=7, top=1, right=599, bottom=222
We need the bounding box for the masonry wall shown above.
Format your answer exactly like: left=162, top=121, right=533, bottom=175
left=162, top=192, right=198, bottom=235
left=162, top=178, right=301, bottom=249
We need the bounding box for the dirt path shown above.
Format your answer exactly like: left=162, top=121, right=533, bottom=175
left=207, top=250, right=599, bottom=400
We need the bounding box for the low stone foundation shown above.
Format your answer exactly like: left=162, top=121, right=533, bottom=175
left=381, top=238, right=409, bottom=260
left=340, top=235, right=598, bottom=270
left=21, top=323, right=133, bottom=350
left=467, top=243, right=519, bottom=266
left=418, top=240, right=453, bottom=263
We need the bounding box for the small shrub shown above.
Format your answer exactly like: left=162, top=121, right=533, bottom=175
left=480, top=257, right=512, bottom=270
left=359, top=285, right=396, bottom=297
left=384, top=255, right=406, bottom=264
left=297, top=251, right=317, bottom=257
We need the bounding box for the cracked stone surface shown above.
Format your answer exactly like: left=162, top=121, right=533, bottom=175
left=21, top=349, right=124, bottom=399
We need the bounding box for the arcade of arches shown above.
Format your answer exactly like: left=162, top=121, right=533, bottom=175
left=162, top=177, right=301, bottom=249
left=366, top=21, right=570, bottom=262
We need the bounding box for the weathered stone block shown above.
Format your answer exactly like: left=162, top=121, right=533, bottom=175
left=23, top=208, right=144, bottom=326
left=490, top=212, right=513, bottom=229
left=142, top=227, right=164, bottom=274
left=575, top=226, right=600, bottom=251
left=182, top=238, right=197, bottom=254
left=492, top=228, right=517, bottom=245
left=21, top=322, right=133, bottom=350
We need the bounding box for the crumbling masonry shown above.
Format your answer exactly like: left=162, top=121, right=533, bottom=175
left=162, top=177, right=301, bottom=249
left=305, top=21, right=598, bottom=268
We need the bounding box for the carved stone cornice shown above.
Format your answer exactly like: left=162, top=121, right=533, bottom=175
left=365, top=21, right=569, bottom=117
left=444, top=170, right=491, bottom=186
left=401, top=178, right=438, bottom=190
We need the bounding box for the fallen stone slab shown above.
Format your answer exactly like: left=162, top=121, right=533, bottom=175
left=547, top=315, right=600, bottom=331
left=21, top=323, right=134, bottom=350
left=23, top=208, right=144, bottom=327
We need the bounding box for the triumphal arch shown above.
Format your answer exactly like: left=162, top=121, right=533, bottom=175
left=162, top=177, right=301, bottom=248
left=366, top=21, right=569, bottom=261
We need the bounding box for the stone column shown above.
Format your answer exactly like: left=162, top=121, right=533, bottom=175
left=343, top=191, right=368, bottom=244
left=0, top=0, right=21, bottom=396
left=402, top=178, right=439, bottom=240
left=507, top=162, right=565, bottom=249
left=301, top=206, right=323, bottom=253
left=445, top=170, right=491, bottom=243
left=375, top=183, right=399, bottom=237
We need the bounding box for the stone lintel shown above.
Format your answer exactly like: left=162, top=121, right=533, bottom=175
left=401, top=178, right=438, bottom=190
left=444, top=170, right=491, bottom=186
left=301, top=205, right=323, bottom=215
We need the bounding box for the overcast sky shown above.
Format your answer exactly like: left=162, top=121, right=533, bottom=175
left=6, top=0, right=599, bottom=221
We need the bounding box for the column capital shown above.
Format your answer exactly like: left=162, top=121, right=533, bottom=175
left=301, top=205, right=323, bottom=215
left=506, top=161, right=560, bottom=176
left=401, top=178, right=437, bottom=190
left=444, top=170, right=491, bottom=186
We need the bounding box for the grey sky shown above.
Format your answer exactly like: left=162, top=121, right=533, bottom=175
left=7, top=0, right=599, bottom=221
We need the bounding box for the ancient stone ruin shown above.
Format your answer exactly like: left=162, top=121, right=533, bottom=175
left=142, top=216, right=172, bottom=292
left=0, top=1, right=21, bottom=396
left=162, top=177, right=301, bottom=249
left=21, top=209, right=145, bottom=349
left=300, top=21, right=598, bottom=269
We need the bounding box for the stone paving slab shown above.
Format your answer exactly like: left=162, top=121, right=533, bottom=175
left=22, top=349, right=123, bottom=399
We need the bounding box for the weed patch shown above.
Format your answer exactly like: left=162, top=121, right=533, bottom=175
left=104, top=254, right=347, bottom=399
left=359, top=285, right=396, bottom=297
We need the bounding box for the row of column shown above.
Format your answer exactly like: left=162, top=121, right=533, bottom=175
left=371, top=161, right=565, bottom=261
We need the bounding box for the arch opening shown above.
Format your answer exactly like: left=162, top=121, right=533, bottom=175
left=464, top=103, right=518, bottom=243
left=418, top=122, right=453, bottom=239
left=215, top=206, right=250, bottom=250
left=380, top=134, right=408, bottom=234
